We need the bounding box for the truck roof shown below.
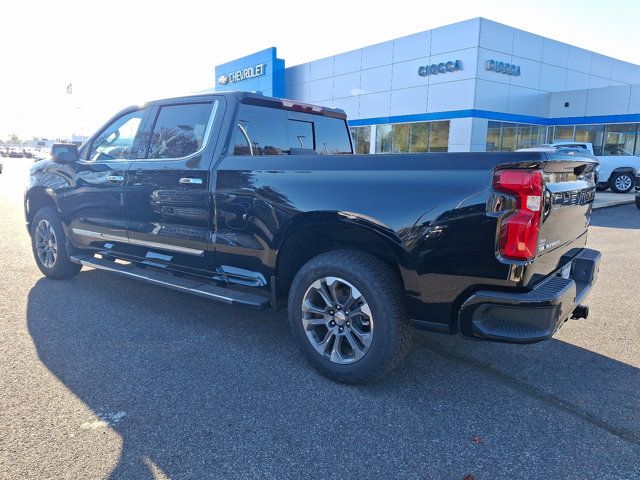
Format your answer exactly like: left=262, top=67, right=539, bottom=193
left=142, top=91, right=348, bottom=119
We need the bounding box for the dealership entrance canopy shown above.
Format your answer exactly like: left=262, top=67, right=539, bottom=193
left=214, top=17, right=640, bottom=155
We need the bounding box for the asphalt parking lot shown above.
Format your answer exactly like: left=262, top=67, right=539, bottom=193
left=0, top=158, right=638, bottom=479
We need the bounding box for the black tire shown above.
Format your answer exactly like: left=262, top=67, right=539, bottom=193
left=30, top=206, right=81, bottom=279
left=609, top=172, right=634, bottom=194
left=288, top=249, right=413, bottom=384
left=635, top=196, right=640, bottom=210
left=595, top=182, right=609, bottom=192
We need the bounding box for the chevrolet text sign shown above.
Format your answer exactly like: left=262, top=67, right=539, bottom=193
left=218, top=63, right=267, bottom=85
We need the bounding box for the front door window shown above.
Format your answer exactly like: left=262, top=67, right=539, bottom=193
left=89, top=110, right=145, bottom=162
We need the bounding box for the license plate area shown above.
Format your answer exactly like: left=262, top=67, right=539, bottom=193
left=559, top=262, right=572, bottom=279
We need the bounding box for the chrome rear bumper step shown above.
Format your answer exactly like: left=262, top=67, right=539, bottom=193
left=70, top=254, right=270, bottom=309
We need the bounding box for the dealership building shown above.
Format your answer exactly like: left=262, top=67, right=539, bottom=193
left=214, top=17, right=640, bottom=155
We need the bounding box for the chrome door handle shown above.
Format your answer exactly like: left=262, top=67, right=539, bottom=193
left=106, top=175, right=124, bottom=182
left=179, top=177, right=203, bottom=185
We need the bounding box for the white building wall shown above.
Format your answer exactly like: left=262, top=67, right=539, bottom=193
left=283, top=17, right=640, bottom=151
left=549, top=84, right=640, bottom=118
left=285, top=18, right=481, bottom=120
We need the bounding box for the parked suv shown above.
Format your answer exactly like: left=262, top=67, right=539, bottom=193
left=25, top=92, right=601, bottom=383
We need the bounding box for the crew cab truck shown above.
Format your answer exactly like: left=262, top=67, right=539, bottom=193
left=25, top=92, right=601, bottom=384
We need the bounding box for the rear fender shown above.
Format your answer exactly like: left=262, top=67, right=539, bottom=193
left=272, top=211, right=421, bottom=296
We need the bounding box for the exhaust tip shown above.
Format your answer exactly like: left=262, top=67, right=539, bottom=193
left=571, top=304, right=589, bottom=320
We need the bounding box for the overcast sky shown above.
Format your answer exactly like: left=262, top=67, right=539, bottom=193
left=2, top=0, right=639, bottom=141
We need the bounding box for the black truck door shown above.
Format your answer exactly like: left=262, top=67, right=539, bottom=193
left=62, top=108, right=149, bottom=251
left=125, top=97, right=225, bottom=274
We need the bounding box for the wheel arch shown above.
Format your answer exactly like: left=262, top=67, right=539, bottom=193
left=610, top=166, right=637, bottom=177
left=25, top=187, right=59, bottom=229
left=273, top=212, right=413, bottom=301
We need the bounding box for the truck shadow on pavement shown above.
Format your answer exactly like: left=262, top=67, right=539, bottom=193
left=590, top=203, right=640, bottom=230
left=27, top=271, right=640, bottom=479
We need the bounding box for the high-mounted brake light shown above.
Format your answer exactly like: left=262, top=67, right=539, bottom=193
left=492, top=169, right=543, bottom=261
left=281, top=100, right=323, bottom=113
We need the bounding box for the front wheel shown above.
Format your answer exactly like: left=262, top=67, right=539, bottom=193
left=30, top=206, right=81, bottom=279
left=610, top=172, right=634, bottom=193
left=288, top=250, right=413, bottom=384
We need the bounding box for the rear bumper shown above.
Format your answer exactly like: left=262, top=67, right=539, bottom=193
left=458, top=248, right=601, bottom=343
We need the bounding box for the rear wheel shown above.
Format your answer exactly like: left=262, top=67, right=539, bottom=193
left=288, top=250, right=413, bottom=384
left=610, top=172, right=634, bottom=193
left=30, top=207, right=81, bottom=279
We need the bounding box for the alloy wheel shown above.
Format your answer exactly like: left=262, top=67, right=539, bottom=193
left=614, top=174, right=633, bottom=192
left=35, top=219, right=57, bottom=268
left=301, top=276, right=374, bottom=364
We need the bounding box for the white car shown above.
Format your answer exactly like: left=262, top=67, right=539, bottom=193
left=547, top=142, right=640, bottom=194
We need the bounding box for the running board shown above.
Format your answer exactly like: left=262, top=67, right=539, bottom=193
left=70, top=254, right=270, bottom=310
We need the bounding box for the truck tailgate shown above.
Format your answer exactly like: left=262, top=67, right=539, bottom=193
left=531, top=154, right=597, bottom=282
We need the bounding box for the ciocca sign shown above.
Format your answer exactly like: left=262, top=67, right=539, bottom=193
left=418, top=60, right=462, bottom=76
left=485, top=60, right=521, bottom=76
left=218, top=63, right=267, bottom=85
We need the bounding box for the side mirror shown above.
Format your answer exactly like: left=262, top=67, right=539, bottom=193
left=51, top=143, right=79, bottom=164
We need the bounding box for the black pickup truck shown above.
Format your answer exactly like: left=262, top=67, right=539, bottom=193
left=25, top=92, right=601, bottom=383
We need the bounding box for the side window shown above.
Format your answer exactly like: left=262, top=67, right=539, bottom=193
left=234, top=105, right=288, bottom=155
left=89, top=110, right=145, bottom=161
left=314, top=116, right=352, bottom=154
left=233, top=125, right=253, bottom=155
left=231, top=105, right=352, bottom=156
left=147, top=102, right=214, bottom=159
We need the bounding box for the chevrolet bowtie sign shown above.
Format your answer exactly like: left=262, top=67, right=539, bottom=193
left=218, top=63, right=267, bottom=85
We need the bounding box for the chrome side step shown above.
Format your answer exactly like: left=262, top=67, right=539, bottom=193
left=69, top=254, right=270, bottom=310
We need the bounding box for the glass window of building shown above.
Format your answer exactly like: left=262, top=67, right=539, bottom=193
left=350, top=126, right=370, bottom=154
left=428, top=122, right=449, bottom=152
left=500, top=124, right=517, bottom=151
left=392, top=123, right=411, bottom=153
left=533, top=126, right=546, bottom=147
left=516, top=125, right=535, bottom=149
left=375, top=125, right=393, bottom=153
left=552, top=126, right=575, bottom=142
left=374, top=121, right=449, bottom=153
left=409, top=123, right=429, bottom=152
left=603, top=124, right=638, bottom=155
left=486, top=122, right=547, bottom=151
left=574, top=125, right=604, bottom=155
left=486, top=121, right=502, bottom=152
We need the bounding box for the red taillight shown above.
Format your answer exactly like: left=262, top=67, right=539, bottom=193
left=493, top=169, right=543, bottom=261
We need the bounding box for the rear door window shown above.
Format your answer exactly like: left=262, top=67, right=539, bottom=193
left=146, top=102, right=214, bottom=159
